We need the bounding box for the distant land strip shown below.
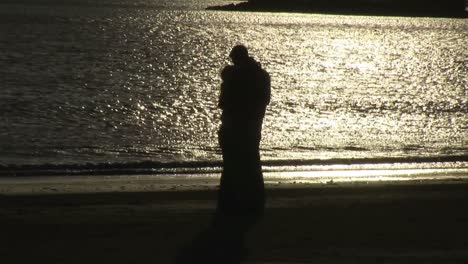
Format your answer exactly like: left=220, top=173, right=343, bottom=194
left=206, top=0, right=468, bottom=18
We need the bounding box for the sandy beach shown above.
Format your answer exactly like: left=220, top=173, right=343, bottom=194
left=1, top=179, right=467, bottom=264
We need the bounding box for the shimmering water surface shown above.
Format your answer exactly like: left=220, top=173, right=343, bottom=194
left=1, top=0, right=467, bottom=171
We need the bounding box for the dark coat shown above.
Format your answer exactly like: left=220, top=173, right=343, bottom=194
left=219, top=57, right=270, bottom=150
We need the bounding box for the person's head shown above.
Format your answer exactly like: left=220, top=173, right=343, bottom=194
left=229, top=45, right=249, bottom=65
left=220, top=65, right=234, bottom=81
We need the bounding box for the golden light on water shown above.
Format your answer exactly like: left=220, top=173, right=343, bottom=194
left=1, top=6, right=465, bottom=168
left=264, top=168, right=468, bottom=184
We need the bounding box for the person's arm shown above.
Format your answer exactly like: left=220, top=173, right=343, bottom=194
left=219, top=82, right=229, bottom=109
left=265, top=71, right=271, bottom=106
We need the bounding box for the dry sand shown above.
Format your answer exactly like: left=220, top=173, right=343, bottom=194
left=1, top=181, right=467, bottom=263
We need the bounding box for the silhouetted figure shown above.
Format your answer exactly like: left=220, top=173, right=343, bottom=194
left=216, top=44, right=270, bottom=221
left=176, top=45, right=270, bottom=264
left=215, top=45, right=271, bottom=262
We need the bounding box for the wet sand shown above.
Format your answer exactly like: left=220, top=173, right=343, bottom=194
left=1, top=181, right=467, bottom=263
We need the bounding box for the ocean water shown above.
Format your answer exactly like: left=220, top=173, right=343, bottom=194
left=0, top=0, right=467, bottom=177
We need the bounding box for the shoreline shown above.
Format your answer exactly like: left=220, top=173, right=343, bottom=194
left=2, top=180, right=467, bottom=203
left=1, top=154, right=467, bottom=178
left=1, top=168, right=467, bottom=195
left=206, top=2, right=468, bottom=18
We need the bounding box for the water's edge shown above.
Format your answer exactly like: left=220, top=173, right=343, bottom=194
left=1, top=154, right=467, bottom=177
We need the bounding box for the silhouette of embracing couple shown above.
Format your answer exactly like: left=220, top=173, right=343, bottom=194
left=216, top=44, right=270, bottom=223
left=212, top=45, right=271, bottom=262
left=176, top=45, right=270, bottom=264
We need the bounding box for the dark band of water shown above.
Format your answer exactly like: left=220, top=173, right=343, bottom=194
left=1, top=155, right=467, bottom=177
